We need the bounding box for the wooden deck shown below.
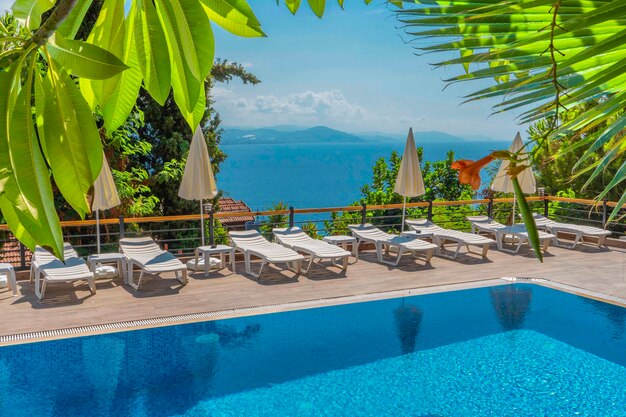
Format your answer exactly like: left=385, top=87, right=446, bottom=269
left=1, top=242, right=625, bottom=343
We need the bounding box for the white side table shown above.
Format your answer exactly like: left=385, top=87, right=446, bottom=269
left=88, top=253, right=125, bottom=281
left=0, top=263, right=17, bottom=296
left=190, top=245, right=236, bottom=277
left=323, top=235, right=359, bottom=260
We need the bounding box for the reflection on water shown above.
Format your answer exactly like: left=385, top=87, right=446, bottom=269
left=2, top=284, right=626, bottom=417
left=583, top=297, right=626, bottom=339
left=394, top=301, right=423, bottom=354
left=81, top=337, right=125, bottom=417
left=490, top=286, right=533, bottom=331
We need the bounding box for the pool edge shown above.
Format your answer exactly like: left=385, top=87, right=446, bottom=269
left=2, top=277, right=626, bottom=346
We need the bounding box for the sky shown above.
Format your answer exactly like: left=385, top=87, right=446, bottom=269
left=212, top=1, right=523, bottom=139
left=0, top=0, right=525, bottom=139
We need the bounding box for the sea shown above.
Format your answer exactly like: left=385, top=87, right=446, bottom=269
left=218, top=140, right=510, bottom=210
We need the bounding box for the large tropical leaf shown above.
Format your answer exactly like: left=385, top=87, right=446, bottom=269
left=134, top=0, right=172, bottom=105
left=398, top=0, right=626, bottom=253
left=277, top=0, right=399, bottom=16
left=36, top=57, right=103, bottom=217
left=398, top=0, right=626, bottom=237
left=98, top=3, right=143, bottom=132
left=1, top=0, right=399, bottom=258
left=201, top=0, right=265, bottom=37
left=0, top=63, right=64, bottom=258
left=155, top=0, right=214, bottom=129
left=56, top=0, right=94, bottom=39
left=79, top=0, right=127, bottom=109
left=11, top=0, right=54, bottom=30
left=47, top=34, right=129, bottom=80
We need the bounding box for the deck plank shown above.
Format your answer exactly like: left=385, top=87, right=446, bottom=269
left=0, top=244, right=624, bottom=339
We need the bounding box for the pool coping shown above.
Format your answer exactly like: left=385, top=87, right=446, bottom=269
left=1, top=277, right=625, bottom=346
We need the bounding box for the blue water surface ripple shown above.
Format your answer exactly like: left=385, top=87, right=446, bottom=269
left=0, top=284, right=625, bottom=416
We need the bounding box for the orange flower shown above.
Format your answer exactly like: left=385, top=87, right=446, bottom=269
left=451, top=155, right=495, bottom=190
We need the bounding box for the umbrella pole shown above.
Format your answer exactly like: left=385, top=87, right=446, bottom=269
left=200, top=200, right=205, bottom=247
left=401, top=196, right=407, bottom=232
left=96, top=210, right=101, bottom=254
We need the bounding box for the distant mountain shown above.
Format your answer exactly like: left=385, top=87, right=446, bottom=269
left=360, top=130, right=472, bottom=143
left=222, top=126, right=365, bottom=145
left=221, top=126, right=498, bottom=145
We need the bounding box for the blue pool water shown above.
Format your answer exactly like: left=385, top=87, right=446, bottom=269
left=1, top=284, right=626, bottom=416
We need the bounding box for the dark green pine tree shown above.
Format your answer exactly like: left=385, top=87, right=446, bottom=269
left=135, top=60, right=260, bottom=216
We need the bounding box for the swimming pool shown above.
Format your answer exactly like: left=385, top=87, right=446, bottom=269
left=1, top=284, right=625, bottom=416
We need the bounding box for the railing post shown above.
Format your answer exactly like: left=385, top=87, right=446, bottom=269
left=19, top=241, right=26, bottom=269
left=118, top=215, right=125, bottom=239
left=209, top=208, right=215, bottom=247
left=602, top=198, right=608, bottom=228
left=361, top=203, right=367, bottom=225
left=289, top=206, right=295, bottom=228
left=487, top=198, right=493, bottom=219
left=427, top=201, right=433, bottom=221
left=543, top=197, right=550, bottom=218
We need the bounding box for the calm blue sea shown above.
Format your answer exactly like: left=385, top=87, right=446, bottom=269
left=218, top=140, right=509, bottom=210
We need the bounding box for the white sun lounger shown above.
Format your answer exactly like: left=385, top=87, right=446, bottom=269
left=229, top=230, right=304, bottom=280
left=119, top=237, right=188, bottom=290
left=467, top=215, right=556, bottom=253
left=273, top=227, right=351, bottom=273
left=30, top=244, right=96, bottom=300
left=531, top=213, right=610, bottom=248
left=348, top=223, right=438, bottom=266
left=405, top=219, right=494, bottom=259
left=30, top=242, right=79, bottom=283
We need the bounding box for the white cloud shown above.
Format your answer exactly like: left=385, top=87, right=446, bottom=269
left=214, top=88, right=375, bottom=128
left=213, top=87, right=367, bottom=122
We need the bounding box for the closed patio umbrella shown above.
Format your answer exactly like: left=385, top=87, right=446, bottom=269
left=394, top=128, right=425, bottom=231
left=491, top=132, right=536, bottom=225
left=92, top=152, right=121, bottom=253
left=178, top=126, right=218, bottom=247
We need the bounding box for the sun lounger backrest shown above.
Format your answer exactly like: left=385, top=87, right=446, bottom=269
left=466, top=215, right=505, bottom=229
left=119, top=237, right=163, bottom=257
left=230, top=230, right=272, bottom=248
left=405, top=219, right=444, bottom=233
left=348, top=224, right=392, bottom=240
left=273, top=227, right=316, bottom=245
left=33, top=243, right=79, bottom=263
left=531, top=213, right=556, bottom=227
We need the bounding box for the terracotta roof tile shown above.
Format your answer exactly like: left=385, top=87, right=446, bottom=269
left=0, top=233, right=32, bottom=267
left=218, top=198, right=255, bottom=226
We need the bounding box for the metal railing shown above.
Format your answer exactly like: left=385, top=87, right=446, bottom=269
left=0, top=196, right=619, bottom=270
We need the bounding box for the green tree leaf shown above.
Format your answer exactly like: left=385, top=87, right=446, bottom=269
left=47, top=34, right=129, bottom=80
left=283, top=0, right=302, bottom=15
left=307, top=0, right=326, bottom=18
left=37, top=57, right=103, bottom=217
left=56, top=0, right=95, bottom=39
left=134, top=0, right=172, bottom=105
left=12, top=0, right=54, bottom=30
left=512, top=177, right=543, bottom=262
left=156, top=0, right=214, bottom=129
left=76, top=0, right=141, bottom=131
left=0, top=64, right=64, bottom=258
left=99, top=4, right=143, bottom=132
left=201, top=0, right=265, bottom=37
left=79, top=0, right=127, bottom=108
left=0, top=196, right=37, bottom=249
